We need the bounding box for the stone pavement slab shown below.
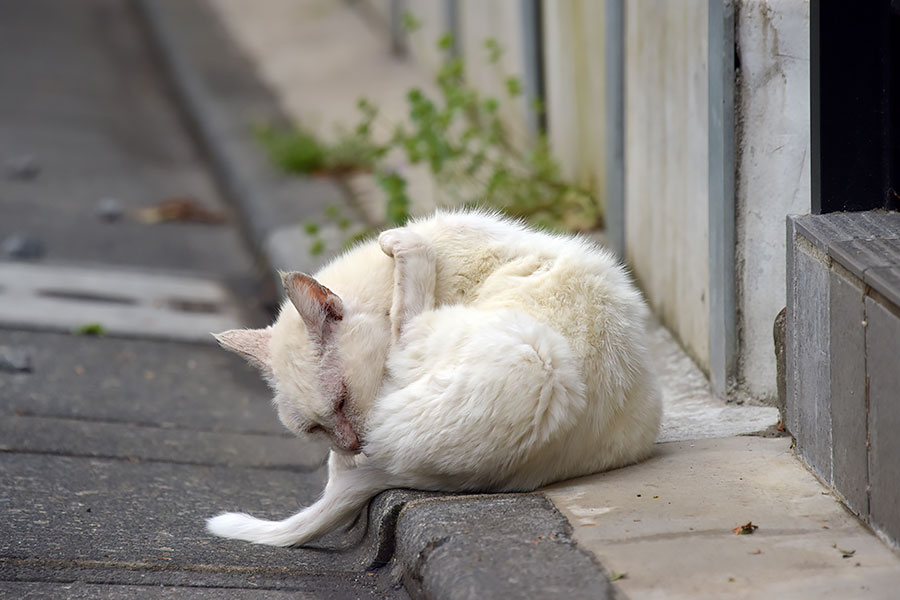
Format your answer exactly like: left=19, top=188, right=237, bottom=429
left=0, top=581, right=354, bottom=599
left=0, top=330, right=283, bottom=435
left=544, top=436, right=900, bottom=599
left=0, top=263, right=246, bottom=344
left=0, top=415, right=325, bottom=471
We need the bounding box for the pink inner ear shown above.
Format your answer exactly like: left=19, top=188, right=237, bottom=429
left=281, top=272, right=343, bottom=338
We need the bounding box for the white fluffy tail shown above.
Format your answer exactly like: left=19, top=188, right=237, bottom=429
left=206, top=466, right=392, bottom=547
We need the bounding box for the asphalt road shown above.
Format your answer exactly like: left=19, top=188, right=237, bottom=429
left=0, top=1, right=407, bottom=597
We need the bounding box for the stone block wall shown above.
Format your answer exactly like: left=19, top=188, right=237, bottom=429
left=787, top=212, right=900, bottom=547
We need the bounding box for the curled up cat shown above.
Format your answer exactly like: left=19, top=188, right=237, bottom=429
left=207, top=209, right=662, bottom=547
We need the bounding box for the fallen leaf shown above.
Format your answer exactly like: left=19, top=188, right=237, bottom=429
left=610, top=572, right=627, bottom=582
left=733, top=521, right=759, bottom=535
left=749, top=549, right=762, bottom=555
left=776, top=420, right=785, bottom=432
left=835, top=546, right=856, bottom=558
left=136, top=197, right=227, bottom=225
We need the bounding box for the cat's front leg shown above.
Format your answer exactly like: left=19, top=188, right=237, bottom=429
left=378, top=228, right=436, bottom=343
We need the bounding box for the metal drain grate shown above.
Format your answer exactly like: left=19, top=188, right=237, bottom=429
left=0, top=262, right=245, bottom=343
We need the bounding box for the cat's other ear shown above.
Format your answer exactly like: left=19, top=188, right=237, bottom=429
left=213, top=328, right=272, bottom=373
left=280, top=271, right=343, bottom=340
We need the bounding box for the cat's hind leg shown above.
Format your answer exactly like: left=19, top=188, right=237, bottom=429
left=378, top=228, right=435, bottom=343
left=206, top=464, right=392, bottom=547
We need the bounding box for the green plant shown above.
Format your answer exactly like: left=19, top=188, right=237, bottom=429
left=350, top=27, right=598, bottom=231
left=260, top=21, right=600, bottom=236
left=256, top=122, right=380, bottom=176
left=300, top=204, right=374, bottom=257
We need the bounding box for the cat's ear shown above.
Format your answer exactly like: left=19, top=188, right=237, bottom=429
left=213, top=328, right=272, bottom=372
left=281, top=271, right=343, bottom=340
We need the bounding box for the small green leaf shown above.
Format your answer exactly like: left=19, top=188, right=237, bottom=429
left=610, top=572, right=627, bottom=582
left=483, top=38, right=503, bottom=63
left=401, top=11, right=421, bottom=33
left=309, top=238, right=325, bottom=256
left=438, top=33, right=454, bottom=51
left=505, top=76, right=522, bottom=97
left=377, top=171, right=410, bottom=226
left=73, top=323, right=105, bottom=336
left=303, top=221, right=319, bottom=235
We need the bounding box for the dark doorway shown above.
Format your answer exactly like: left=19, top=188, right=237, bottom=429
left=811, top=0, right=900, bottom=213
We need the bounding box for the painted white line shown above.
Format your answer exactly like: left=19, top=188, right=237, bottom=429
left=0, top=262, right=245, bottom=343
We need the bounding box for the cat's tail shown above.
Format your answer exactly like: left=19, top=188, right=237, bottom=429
left=206, top=465, right=393, bottom=547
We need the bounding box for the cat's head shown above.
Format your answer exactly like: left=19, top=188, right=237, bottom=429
left=214, top=272, right=389, bottom=454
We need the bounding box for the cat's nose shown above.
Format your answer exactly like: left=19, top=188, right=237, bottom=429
left=332, top=412, right=360, bottom=453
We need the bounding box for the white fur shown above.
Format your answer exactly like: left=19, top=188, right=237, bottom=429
left=208, top=209, right=662, bottom=546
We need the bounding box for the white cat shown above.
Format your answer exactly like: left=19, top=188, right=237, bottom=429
left=208, top=209, right=662, bottom=547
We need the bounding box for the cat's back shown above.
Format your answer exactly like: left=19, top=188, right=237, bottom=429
left=403, top=210, right=591, bottom=304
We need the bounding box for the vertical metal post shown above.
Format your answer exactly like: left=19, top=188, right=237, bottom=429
left=520, top=0, right=546, bottom=135
left=389, top=0, right=406, bottom=55
left=442, top=0, right=460, bottom=56
left=708, top=0, right=737, bottom=397
left=605, top=0, right=626, bottom=260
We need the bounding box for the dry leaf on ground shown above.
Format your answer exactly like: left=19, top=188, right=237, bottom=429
left=136, top=197, right=227, bottom=224
left=733, top=521, right=759, bottom=535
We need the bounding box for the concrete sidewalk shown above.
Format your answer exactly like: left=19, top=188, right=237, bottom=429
left=138, top=0, right=900, bottom=598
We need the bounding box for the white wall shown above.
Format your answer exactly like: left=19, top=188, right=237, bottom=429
left=402, top=0, right=447, bottom=71
left=543, top=0, right=607, bottom=210
left=625, top=0, right=711, bottom=371
left=734, top=0, right=811, bottom=401
left=457, top=0, right=531, bottom=150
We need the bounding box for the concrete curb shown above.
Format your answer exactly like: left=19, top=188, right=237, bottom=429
left=136, top=1, right=617, bottom=597
left=392, top=494, right=617, bottom=599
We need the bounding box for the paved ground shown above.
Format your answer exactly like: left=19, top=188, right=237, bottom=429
left=1, top=2, right=614, bottom=598
left=0, top=1, right=403, bottom=597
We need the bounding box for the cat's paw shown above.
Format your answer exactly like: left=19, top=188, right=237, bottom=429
left=378, top=228, right=402, bottom=257
left=378, top=228, right=429, bottom=258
